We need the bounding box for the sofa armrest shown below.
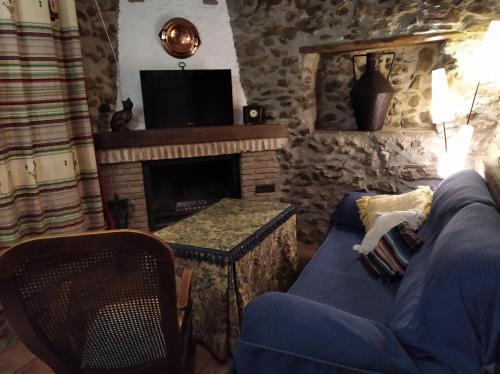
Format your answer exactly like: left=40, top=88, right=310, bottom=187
left=331, top=192, right=372, bottom=232
left=233, top=292, right=417, bottom=374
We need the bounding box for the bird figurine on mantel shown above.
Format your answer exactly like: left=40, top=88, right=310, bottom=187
left=110, top=98, right=133, bottom=132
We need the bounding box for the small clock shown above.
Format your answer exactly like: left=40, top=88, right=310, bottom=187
left=243, top=104, right=263, bottom=124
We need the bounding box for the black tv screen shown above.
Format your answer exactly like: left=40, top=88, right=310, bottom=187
left=140, top=69, right=234, bottom=129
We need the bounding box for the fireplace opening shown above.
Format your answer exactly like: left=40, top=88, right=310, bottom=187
left=143, top=155, right=241, bottom=230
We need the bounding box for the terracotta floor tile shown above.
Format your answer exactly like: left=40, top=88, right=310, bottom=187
left=194, top=345, right=213, bottom=373
left=14, top=358, right=53, bottom=374
left=0, top=341, right=36, bottom=373
left=0, top=341, right=227, bottom=374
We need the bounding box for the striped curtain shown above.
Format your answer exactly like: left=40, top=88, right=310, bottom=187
left=0, top=1, right=105, bottom=250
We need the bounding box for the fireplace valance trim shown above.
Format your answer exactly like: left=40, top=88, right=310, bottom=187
left=96, top=137, right=288, bottom=164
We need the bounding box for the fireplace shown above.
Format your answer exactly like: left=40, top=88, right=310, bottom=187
left=143, top=155, right=241, bottom=230
left=96, top=125, right=286, bottom=231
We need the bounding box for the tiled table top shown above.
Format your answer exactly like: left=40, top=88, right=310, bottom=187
left=154, top=198, right=293, bottom=253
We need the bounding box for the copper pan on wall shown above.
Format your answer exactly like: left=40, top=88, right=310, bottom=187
left=159, top=18, right=201, bottom=59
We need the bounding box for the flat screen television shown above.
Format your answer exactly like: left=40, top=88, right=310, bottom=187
left=140, top=69, right=234, bottom=129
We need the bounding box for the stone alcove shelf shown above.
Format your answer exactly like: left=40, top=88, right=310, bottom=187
left=300, top=31, right=467, bottom=131
left=299, top=31, right=465, bottom=54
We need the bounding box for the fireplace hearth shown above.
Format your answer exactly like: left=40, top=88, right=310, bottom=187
left=143, top=155, right=241, bottom=230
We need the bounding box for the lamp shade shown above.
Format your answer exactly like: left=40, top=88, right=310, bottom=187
left=438, top=124, right=474, bottom=178
left=480, top=20, right=500, bottom=84
left=431, top=68, right=455, bottom=124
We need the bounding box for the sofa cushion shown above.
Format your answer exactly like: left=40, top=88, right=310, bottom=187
left=356, top=186, right=433, bottom=230
left=234, top=292, right=418, bottom=374
left=289, top=226, right=399, bottom=325
left=391, top=203, right=500, bottom=373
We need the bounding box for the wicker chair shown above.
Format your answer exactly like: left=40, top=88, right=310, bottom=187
left=0, top=229, right=194, bottom=373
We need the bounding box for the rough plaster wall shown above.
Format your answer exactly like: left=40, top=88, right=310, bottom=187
left=76, top=0, right=119, bottom=133
left=226, top=0, right=500, bottom=242
left=118, top=0, right=246, bottom=130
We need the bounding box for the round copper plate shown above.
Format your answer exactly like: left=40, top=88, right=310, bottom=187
left=159, top=18, right=201, bottom=59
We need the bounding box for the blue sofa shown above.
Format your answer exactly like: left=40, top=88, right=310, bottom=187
left=231, top=170, right=500, bottom=373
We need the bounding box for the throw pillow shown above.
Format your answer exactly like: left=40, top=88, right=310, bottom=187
left=353, top=209, right=423, bottom=255
left=356, top=186, right=433, bottom=230
left=358, top=221, right=424, bottom=283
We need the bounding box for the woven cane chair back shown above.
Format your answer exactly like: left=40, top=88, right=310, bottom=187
left=0, top=230, right=183, bottom=373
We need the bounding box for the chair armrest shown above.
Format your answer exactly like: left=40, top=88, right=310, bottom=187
left=234, top=292, right=417, bottom=374
left=177, top=267, right=193, bottom=331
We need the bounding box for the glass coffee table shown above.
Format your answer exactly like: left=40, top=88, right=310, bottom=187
left=154, top=198, right=298, bottom=361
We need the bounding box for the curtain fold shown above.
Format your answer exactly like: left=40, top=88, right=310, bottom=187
left=0, top=0, right=105, bottom=250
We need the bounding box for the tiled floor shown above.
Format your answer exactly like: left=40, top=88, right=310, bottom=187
left=0, top=340, right=52, bottom=374
left=0, top=340, right=228, bottom=374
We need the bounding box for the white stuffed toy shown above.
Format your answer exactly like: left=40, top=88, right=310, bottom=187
left=353, top=209, right=424, bottom=255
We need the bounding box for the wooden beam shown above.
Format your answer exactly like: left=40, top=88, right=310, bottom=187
left=299, top=31, right=465, bottom=54
left=93, top=123, right=288, bottom=150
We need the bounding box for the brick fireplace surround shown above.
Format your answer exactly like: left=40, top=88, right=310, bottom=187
left=94, top=124, right=288, bottom=231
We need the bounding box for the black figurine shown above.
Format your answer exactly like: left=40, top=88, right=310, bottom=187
left=110, top=98, right=133, bottom=132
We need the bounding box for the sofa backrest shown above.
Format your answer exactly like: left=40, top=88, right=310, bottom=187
left=419, top=169, right=496, bottom=242
left=331, top=191, right=373, bottom=232
left=391, top=170, right=500, bottom=373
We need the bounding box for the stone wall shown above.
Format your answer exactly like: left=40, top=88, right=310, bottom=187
left=226, top=0, right=500, bottom=243
left=76, top=0, right=119, bottom=133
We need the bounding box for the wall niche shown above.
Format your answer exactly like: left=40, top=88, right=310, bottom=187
left=314, top=44, right=440, bottom=131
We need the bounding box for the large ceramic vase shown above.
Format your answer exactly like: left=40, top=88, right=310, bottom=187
left=350, top=52, right=395, bottom=131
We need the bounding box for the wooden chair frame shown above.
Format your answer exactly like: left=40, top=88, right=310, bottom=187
left=0, top=229, right=193, bottom=374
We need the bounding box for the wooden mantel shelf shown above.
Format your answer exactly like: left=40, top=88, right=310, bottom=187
left=93, top=123, right=288, bottom=151
left=299, top=31, right=465, bottom=54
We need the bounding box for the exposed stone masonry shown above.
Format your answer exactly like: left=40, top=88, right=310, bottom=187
left=226, top=0, right=500, bottom=242
left=76, top=0, right=119, bottom=133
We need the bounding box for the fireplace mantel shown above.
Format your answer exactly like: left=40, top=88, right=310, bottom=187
left=94, top=123, right=289, bottom=165
left=94, top=123, right=287, bottom=150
